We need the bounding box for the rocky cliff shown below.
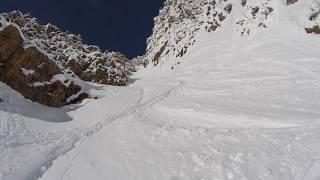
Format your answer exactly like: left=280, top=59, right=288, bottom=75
left=145, top=0, right=320, bottom=67
left=0, top=11, right=134, bottom=107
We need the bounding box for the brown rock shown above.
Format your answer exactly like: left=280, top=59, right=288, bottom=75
left=0, top=25, right=23, bottom=60
left=153, top=41, right=168, bottom=65
left=2, top=11, right=130, bottom=88
left=82, top=68, right=126, bottom=86
left=306, top=25, right=320, bottom=34
left=287, top=0, right=298, bottom=5
left=67, top=59, right=82, bottom=76
left=218, top=13, right=226, bottom=22
left=208, top=25, right=218, bottom=32
left=0, top=25, right=88, bottom=107
left=109, top=52, right=130, bottom=65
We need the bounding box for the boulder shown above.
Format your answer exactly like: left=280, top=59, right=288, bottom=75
left=0, top=25, right=23, bottom=60
left=306, top=25, right=320, bottom=34
left=287, top=0, right=298, bottom=5
left=0, top=25, right=88, bottom=107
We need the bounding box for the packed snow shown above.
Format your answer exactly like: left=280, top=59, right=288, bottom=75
left=20, top=68, right=35, bottom=76
left=1, top=0, right=320, bottom=180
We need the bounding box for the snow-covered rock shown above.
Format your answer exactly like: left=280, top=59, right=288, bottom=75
left=0, top=25, right=88, bottom=107
left=0, top=11, right=135, bottom=107
left=0, top=11, right=132, bottom=86
left=145, top=0, right=320, bottom=67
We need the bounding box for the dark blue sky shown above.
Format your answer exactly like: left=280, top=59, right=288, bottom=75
left=0, top=0, right=164, bottom=58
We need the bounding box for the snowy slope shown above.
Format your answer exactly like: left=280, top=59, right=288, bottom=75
left=1, top=0, right=320, bottom=180
left=145, top=0, right=320, bottom=67
left=40, top=28, right=320, bottom=179
left=38, top=1, right=320, bottom=180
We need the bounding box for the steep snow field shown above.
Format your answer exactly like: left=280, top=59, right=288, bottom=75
left=1, top=1, right=320, bottom=180
left=38, top=25, right=320, bottom=179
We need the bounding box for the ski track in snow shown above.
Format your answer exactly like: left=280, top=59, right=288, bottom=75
left=2, top=54, right=320, bottom=180
left=2, top=1, right=320, bottom=179
left=2, top=43, right=320, bottom=180
left=39, top=34, right=320, bottom=179
left=2, top=42, right=320, bottom=180
left=0, top=80, right=183, bottom=180
left=56, top=81, right=186, bottom=180
left=39, top=64, right=320, bottom=180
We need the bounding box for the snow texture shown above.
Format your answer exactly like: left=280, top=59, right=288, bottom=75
left=1, top=0, right=320, bottom=180
left=20, top=68, right=35, bottom=76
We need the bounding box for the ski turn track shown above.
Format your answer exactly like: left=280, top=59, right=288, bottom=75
left=35, top=81, right=185, bottom=180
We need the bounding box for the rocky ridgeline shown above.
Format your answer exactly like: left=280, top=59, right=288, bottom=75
left=146, top=0, right=220, bottom=66
left=145, top=0, right=320, bottom=67
left=0, top=11, right=135, bottom=107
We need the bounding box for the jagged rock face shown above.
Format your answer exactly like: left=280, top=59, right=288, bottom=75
left=146, top=0, right=233, bottom=66
left=146, top=0, right=199, bottom=66
left=146, top=0, right=262, bottom=66
left=108, top=52, right=136, bottom=75
left=0, top=10, right=136, bottom=107
left=1, top=11, right=132, bottom=86
left=131, top=55, right=149, bottom=68
left=0, top=25, right=88, bottom=107
left=145, top=0, right=320, bottom=67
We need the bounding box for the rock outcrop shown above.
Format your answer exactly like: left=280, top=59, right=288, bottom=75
left=0, top=11, right=134, bottom=107
left=0, top=25, right=88, bottom=107
left=146, top=0, right=233, bottom=66
left=1, top=11, right=133, bottom=86
left=145, top=0, right=320, bottom=67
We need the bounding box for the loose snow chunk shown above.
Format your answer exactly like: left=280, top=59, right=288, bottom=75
left=51, top=74, right=68, bottom=83
left=20, top=67, right=35, bottom=76
left=51, top=74, right=74, bottom=87
left=51, top=74, right=67, bottom=81
left=32, top=82, right=45, bottom=87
